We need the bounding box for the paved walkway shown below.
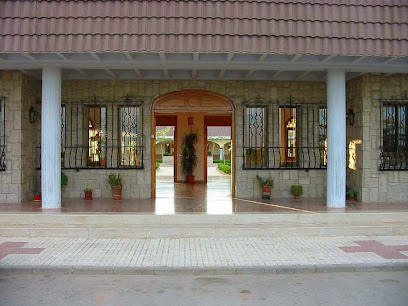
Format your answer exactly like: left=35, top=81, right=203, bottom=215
left=1, top=236, right=407, bottom=274
left=156, top=166, right=229, bottom=177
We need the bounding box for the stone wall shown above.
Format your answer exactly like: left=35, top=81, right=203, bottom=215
left=0, top=71, right=40, bottom=202
left=357, top=74, right=408, bottom=202
left=21, top=75, right=41, bottom=201
left=0, top=71, right=23, bottom=202
left=2, top=74, right=406, bottom=202
left=48, top=79, right=327, bottom=199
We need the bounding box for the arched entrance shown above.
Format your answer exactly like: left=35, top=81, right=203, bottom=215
left=151, top=90, right=235, bottom=198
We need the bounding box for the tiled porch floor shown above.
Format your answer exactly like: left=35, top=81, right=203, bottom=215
left=0, top=176, right=407, bottom=214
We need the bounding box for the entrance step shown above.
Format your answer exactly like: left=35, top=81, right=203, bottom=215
left=1, top=212, right=407, bottom=238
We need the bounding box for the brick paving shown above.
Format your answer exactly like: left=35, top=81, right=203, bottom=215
left=0, top=236, right=407, bottom=269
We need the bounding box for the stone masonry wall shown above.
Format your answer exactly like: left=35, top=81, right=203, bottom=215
left=0, top=71, right=23, bottom=202
left=21, top=75, right=41, bottom=201
left=346, top=77, right=364, bottom=201
left=3, top=75, right=405, bottom=202
left=44, top=79, right=327, bottom=199
left=0, top=71, right=40, bottom=203
left=359, top=74, right=408, bottom=202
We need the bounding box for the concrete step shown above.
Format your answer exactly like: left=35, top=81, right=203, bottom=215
left=1, top=211, right=407, bottom=238
left=1, top=211, right=408, bottom=226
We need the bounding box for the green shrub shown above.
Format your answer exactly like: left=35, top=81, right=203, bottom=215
left=163, top=152, right=170, bottom=156
left=108, top=173, right=122, bottom=187
left=207, top=150, right=212, bottom=156
left=290, top=185, right=303, bottom=197
left=217, top=163, right=231, bottom=174
left=213, top=159, right=231, bottom=164
left=155, top=162, right=161, bottom=169
left=256, top=175, right=274, bottom=188
left=61, top=172, right=68, bottom=188
left=156, top=159, right=163, bottom=163
left=346, top=189, right=357, bottom=199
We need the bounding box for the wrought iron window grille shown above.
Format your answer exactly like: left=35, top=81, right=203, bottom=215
left=37, top=94, right=145, bottom=170
left=243, top=95, right=327, bottom=170
left=380, top=92, right=408, bottom=171
left=0, top=97, right=5, bottom=171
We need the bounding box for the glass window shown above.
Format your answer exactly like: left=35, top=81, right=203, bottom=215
left=319, top=107, right=327, bottom=166
left=280, top=107, right=297, bottom=163
left=380, top=102, right=408, bottom=170
left=120, top=106, right=142, bottom=167
left=87, top=106, right=107, bottom=167
left=244, top=106, right=267, bottom=168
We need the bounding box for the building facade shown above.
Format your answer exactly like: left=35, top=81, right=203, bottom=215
left=0, top=0, right=407, bottom=207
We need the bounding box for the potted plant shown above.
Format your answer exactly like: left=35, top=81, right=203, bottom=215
left=181, top=132, right=198, bottom=184
left=61, top=172, right=68, bottom=188
left=346, top=189, right=358, bottom=201
left=108, top=173, right=122, bottom=200
left=207, top=150, right=212, bottom=156
left=33, top=192, right=41, bottom=202
left=84, top=188, right=93, bottom=200
left=256, top=175, right=274, bottom=199
left=291, top=185, right=303, bottom=199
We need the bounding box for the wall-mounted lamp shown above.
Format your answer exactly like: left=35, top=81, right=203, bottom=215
left=29, top=106, right=37, bottom=123
left=346, top=108, right=355, bottom=126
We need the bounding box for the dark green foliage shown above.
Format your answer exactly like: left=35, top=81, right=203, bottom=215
left=213, top=159, right=231, bottom=164
left=256, top=175, right=274, bottom=188
left=217, top=163, right=231, bottom=174
left=61, top=172, right=68, bottom=188
left=291, top=185, right=303, bottom=196
left=163, top=152, right=170, bottom=156
left=108, top=173, right=122, bottom=187
left=346, top=189, right=357, bottom=199
left=181, top=132, right=198, bottom=176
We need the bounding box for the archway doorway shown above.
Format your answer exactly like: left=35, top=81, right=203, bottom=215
left=151, top=90, right=235, bottom=199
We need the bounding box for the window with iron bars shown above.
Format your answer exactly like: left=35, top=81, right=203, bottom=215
left=380, top=96, right=408, bottom=170
left=0, top=97, right=5, bottom=171
left=243, top=97, right=327, bottom=170
left=40, top=95, right=144, bottom=169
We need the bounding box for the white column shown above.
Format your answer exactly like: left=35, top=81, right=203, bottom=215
left=326, top=69, right=346, bottom=208
left=41, top=67, right=62, bottom=209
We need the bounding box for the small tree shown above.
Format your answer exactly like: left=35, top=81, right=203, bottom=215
left=181, top=132, right=198, bottom=176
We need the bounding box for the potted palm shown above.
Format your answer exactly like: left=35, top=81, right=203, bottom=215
left=84, top=188, right=93, bottom=200
left=181, top=132, right=198, bottom=184
left=291, top=185, right=303, bottom=199
left=108, top=173, right=122, bottom=200
left=256, top=175, right=274, bottom=199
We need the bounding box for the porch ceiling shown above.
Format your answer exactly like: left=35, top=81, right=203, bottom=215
left=0, top=52, right=407, bottom=81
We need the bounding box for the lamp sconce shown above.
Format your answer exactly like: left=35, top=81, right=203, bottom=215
left=346, top=108, right=355, bottom=126
left=29, top=106, right=37, bottom=123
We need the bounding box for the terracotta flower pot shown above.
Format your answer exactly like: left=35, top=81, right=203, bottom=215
left=261, top=186, right=272, bottom=199
left=186, top=175, right=195, bottom=184
left=111, top=186, right=122, bottom=200
left=33, top=194, right=41, bottom=202
left=84, top=191, right=93, bottom=200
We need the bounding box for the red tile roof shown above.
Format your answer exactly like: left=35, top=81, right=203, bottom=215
left=0, top=0, right=407, bottom=56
